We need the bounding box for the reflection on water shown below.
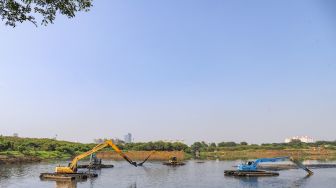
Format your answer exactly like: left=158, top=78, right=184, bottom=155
left=0, top=161, right=335, bottom=188
left=55, top=181, right=78, bottom=188
left=127, top=182, right=136, bottom=188
left=46, top=172, right=312, bottom=188
left=291, top=174, right=311, bottom=188
left=235, top=177, right=259, bottom=187
left=42, top=178, right=88, bottom=188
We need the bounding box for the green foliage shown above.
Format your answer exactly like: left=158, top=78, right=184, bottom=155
left=0, top=140, right=14, bottom=151
left=218, top=142, right=237, bottom=147
left=240, top=141, right=248, bottom=145
left=56, top=146, right=75, bottom=155
left=210, top=142, right=217, bottom=147
left=190, top=141, right=209, bottom=152
left=0, top=0, right=93, bottom=27
left=17, top=145, right=27, bottom=153
left=0, top=136, right=189, bottom=160
left=122, top=141, right=188, bottom=151
left=1, top=135, right=336, bottom=161
left=0, top=136, right=91, bottom=157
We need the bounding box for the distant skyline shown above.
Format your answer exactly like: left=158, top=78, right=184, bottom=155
left=1, top=0, right=336, bottom=144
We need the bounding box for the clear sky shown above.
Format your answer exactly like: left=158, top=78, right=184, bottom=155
left=0, top=0, right=335, bottom=144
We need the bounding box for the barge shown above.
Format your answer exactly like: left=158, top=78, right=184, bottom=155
left=224, top=170, right=279, bottom=177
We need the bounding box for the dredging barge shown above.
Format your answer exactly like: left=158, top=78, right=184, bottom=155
left=77, top=153, right=114, bottom=169
left=224, top=156, right=313, bottom=177
left=40, top=140, right=138, bottom=181
left=163, top=156, right=185, bottom=166
left=224, top=170, right=279, bottom=177
left=40, top=172, right=98, bottom=181
left=77, top=164, right=114, bottom=169
left=40, top=140, right=154, bottom=181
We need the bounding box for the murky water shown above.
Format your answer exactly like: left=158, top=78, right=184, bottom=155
left=0, top=160, right=335, bottom=188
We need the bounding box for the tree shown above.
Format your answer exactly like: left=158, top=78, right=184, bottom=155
left=289, top=139, right=302, bottom=145
left=190, top=141, right=208, bottom=152
left=56, top=145, right=75, bottom=155
left=218, top=142, right=237, bottom=147
left=172, top=142, right=188, bottom=151
left=18, top=145, right=27, bottom=153
left=0, top=0, right=92, bottom=27
left=0, top=141, right=13, bottom=151
left=240, top=141, right=248, bottom=146
left=210, top=143, right=217, bottom=148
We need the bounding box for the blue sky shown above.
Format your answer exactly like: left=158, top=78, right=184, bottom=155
left=0, top=0, right=335, bottom=144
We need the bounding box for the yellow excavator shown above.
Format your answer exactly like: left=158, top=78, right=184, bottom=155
left=55, top=140, right=137, bottom=174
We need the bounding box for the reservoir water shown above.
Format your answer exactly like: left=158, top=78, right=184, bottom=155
left=0, top=160, right=335, bottom=188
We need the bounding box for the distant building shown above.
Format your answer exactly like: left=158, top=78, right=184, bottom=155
left=94, top=137, right=125, bottom=144
left=112, top=138, right=125, bottom=144
left=13, top=133, right=18, bottom=137
left=285, top=136, right=314, bottom=143
left=124, top=133, right=132, bottom=143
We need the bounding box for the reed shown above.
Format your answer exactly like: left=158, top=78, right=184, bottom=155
left=97, top=151, right=185, bottom=161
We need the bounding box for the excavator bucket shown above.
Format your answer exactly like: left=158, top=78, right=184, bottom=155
left=290, top=158, right=314, bottom=175
left=138, top=151, right=156, bottom=166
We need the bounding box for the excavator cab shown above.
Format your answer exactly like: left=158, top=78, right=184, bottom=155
left=246, top=161, right=254, bottom=166
left=89, top=153, right=102, bottom=166
left=169, top=156, right=178, bottom=164
left=238, top=161, right=257, bottom=171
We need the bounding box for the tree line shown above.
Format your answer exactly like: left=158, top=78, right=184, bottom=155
left=1, top=136, right=336, bottom=157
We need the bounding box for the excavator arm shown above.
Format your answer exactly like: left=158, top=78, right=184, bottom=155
left=137, top=151, right=156, bottom=166
left=238, top=156, right=313, bottom=175
left=56, top=140, right=136, bottom=173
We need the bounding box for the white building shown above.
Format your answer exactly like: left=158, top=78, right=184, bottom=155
left=285, top=136, right=314, bottom=143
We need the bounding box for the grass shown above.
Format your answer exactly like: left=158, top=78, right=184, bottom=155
left=0, top=151, right=74, bottom=160
left=0, top=151, right=24, bottom=157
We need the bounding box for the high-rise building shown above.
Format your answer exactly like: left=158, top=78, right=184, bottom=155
left=124, top=133, right=132, bottom=143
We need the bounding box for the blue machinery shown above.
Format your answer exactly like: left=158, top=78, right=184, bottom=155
left=237, top=156, right=313, bottom=175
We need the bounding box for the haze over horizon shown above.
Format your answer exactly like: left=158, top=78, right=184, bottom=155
left=1, top=0, right=336, bottom=144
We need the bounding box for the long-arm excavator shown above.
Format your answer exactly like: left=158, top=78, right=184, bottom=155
left=237, top=156, right=313, bottom=175
left=55, top=140, right=137, bottom=174
left=225, top=156, right=313, bottom=177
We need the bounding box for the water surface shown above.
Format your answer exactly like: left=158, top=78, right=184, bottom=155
left=0, top=160, right=335, bottom=188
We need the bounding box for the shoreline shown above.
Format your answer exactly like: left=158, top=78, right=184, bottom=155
left=0, top=155, right=41, bottom=164
left=201, top=148, right=336, bottom=161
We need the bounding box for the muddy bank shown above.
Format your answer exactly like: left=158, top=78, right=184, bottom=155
left=0, top=155, right=41, bottom=164
left=97, top=151, right=185, bottom=161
